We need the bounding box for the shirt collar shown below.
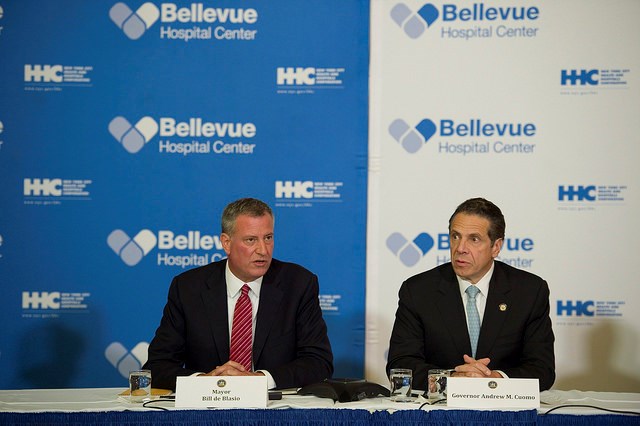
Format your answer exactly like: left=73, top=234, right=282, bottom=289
left=225, top=262, right=263, bottom=297
left=456, top=261, right=495, bottom=297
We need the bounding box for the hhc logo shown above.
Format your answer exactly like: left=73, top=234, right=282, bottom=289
left=561, top=69, right=599, bottom=86
left=557, top=300, right=595, bottom=317
left=277, top=67, right=316, bottom=85
left=22, top=292, right=61, bottom=309
left=107, top=229, right=157, bottom=266
left=275, top=181, right=313, bottom=199
left=558, top=185, right=596, bottom=202
left=24, top=65, right=62, bottom=83
left=387, top=232, right=435, bottom=267
left=109, top=116, right=159, bottom=154
left=390, top=3, right=439, bottom=39
left=389, top=118, right=437, bottom=153
left=110, top=2, right=160, bottom=40
left=105, top=342, right=149, bottom=379
left=24, top=178, right=62, bottom=196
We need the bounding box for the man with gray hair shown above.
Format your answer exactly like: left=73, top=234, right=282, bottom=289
left=387, top=197, right=555, bottom=391
left=145, top=197, right=333, bottom=390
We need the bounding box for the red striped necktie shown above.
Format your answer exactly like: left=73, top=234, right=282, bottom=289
left=229, top=284, right=252, bottom=371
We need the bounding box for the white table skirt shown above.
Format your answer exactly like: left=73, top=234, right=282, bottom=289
left=0, top=387, right=638, bottom=415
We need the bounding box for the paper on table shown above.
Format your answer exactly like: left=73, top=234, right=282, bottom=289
left=541, top=390, right=640, bottom=405
left=118, top=388, right=173, bottom=397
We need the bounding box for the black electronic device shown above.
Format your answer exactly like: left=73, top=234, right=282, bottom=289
left=268, top=391, right=283, bottom=400
left=297, top=378, right=390, bottom=403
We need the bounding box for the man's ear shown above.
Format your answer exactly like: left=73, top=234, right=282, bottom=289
left=491, top=238, right=503, bottom=258
left=221, top=233, right=231, bottom=255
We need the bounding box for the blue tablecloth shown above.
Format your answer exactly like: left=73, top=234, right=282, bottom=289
left=1, top=408, right=639, bottom=425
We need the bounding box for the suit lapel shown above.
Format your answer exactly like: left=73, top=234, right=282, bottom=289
left=253, top=262, right=284, bottom=364
left=202, top=262, right=231, bottom=364
left=477, top=263, right=512, bottom=358
left=436, top=266, right=472, bottom=357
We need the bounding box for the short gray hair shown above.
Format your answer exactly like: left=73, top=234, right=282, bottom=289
left=221, top=198, right=273, bottom=235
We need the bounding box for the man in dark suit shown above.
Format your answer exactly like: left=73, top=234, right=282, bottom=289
left=144, top=198, right=333, bottom=390
left=387, top=198, right=555, bottom=391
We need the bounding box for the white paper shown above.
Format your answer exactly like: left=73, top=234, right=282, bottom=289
left=175, top=376, right=268, bottom=408
left=447, top=377, right=539, bottom=409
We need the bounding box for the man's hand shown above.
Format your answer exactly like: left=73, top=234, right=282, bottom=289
left=200, top=361, right=266, bottom=377
left=453, top=354, right=501, bottom=378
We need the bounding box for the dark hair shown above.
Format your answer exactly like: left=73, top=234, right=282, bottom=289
left=448, top=198, right=505, bottom=244
left=221, top=198, right=273, bottom=235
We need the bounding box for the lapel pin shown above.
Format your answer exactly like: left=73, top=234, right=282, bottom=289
left=499, top=303, right=507, bottom=312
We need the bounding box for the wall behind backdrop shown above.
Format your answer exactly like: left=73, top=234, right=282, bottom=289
left=1, top=0, right=639, bottom=392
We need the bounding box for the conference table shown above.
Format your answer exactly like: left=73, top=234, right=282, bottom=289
left=0, top=387, right=638, bottom=425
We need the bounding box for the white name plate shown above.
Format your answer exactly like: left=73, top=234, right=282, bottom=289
left=175, top=376, right=268, bottom=408
left=447, top=377, right=539, bottom=409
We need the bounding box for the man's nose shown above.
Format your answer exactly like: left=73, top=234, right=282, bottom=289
left=456, top=239, right=468, bottom=253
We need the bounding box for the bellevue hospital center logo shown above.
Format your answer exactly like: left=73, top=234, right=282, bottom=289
left=391, top=3, right=439, bottom=39
left=110, top=2, right=259, bottom=42
left=105, top=341, right=149, bottom=379
left=387, top=232, right=435, bottom=267
left=110, top=2, right=160, bottom=40
left=108, top=228, right=226, bottom=267
left=390, top=117, right=538, bottom=156
left=107, top=229, right=157, bottom=266
left=389, top=118, right=436, bottom=153
left=391, top=2, right=541, bottom=41
left=109, top=116, right=158, bottom=154
left=109, top=115, right=258, bottom=156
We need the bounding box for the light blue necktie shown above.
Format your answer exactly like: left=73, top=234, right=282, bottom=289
left=465, top=285, right=481, bottom=358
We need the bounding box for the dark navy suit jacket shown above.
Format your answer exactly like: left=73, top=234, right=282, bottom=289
left=387, top=261, right=555, bottom=391
left=144, top=258, right=333, bottom=390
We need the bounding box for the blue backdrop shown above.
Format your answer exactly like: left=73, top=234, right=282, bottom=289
left=0, top=0, right=369, bottom=388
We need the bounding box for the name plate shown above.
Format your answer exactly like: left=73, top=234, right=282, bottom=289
left=175, top=376, right=268, bottom=408
left=447, top=377, right=539, bottom=409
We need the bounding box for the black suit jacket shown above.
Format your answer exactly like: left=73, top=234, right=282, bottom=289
left=144, top=258, right=333, bottom=390
left=386, top=261, right=555, bottom=391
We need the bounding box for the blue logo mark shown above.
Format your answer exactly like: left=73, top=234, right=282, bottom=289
left=389, top=118, right=437, bottom=153
left=387, top=232, right=434, bottom=266
left=558, top=185, right=596, bottom=202
left=557, top=300, right=595, bottom=317
left=561, top=69, right=599, bottom=86
left=390, top=3, right=439, bottom=39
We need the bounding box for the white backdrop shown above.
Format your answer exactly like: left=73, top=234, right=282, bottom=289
left=366, top=0, right=640, bottom=392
